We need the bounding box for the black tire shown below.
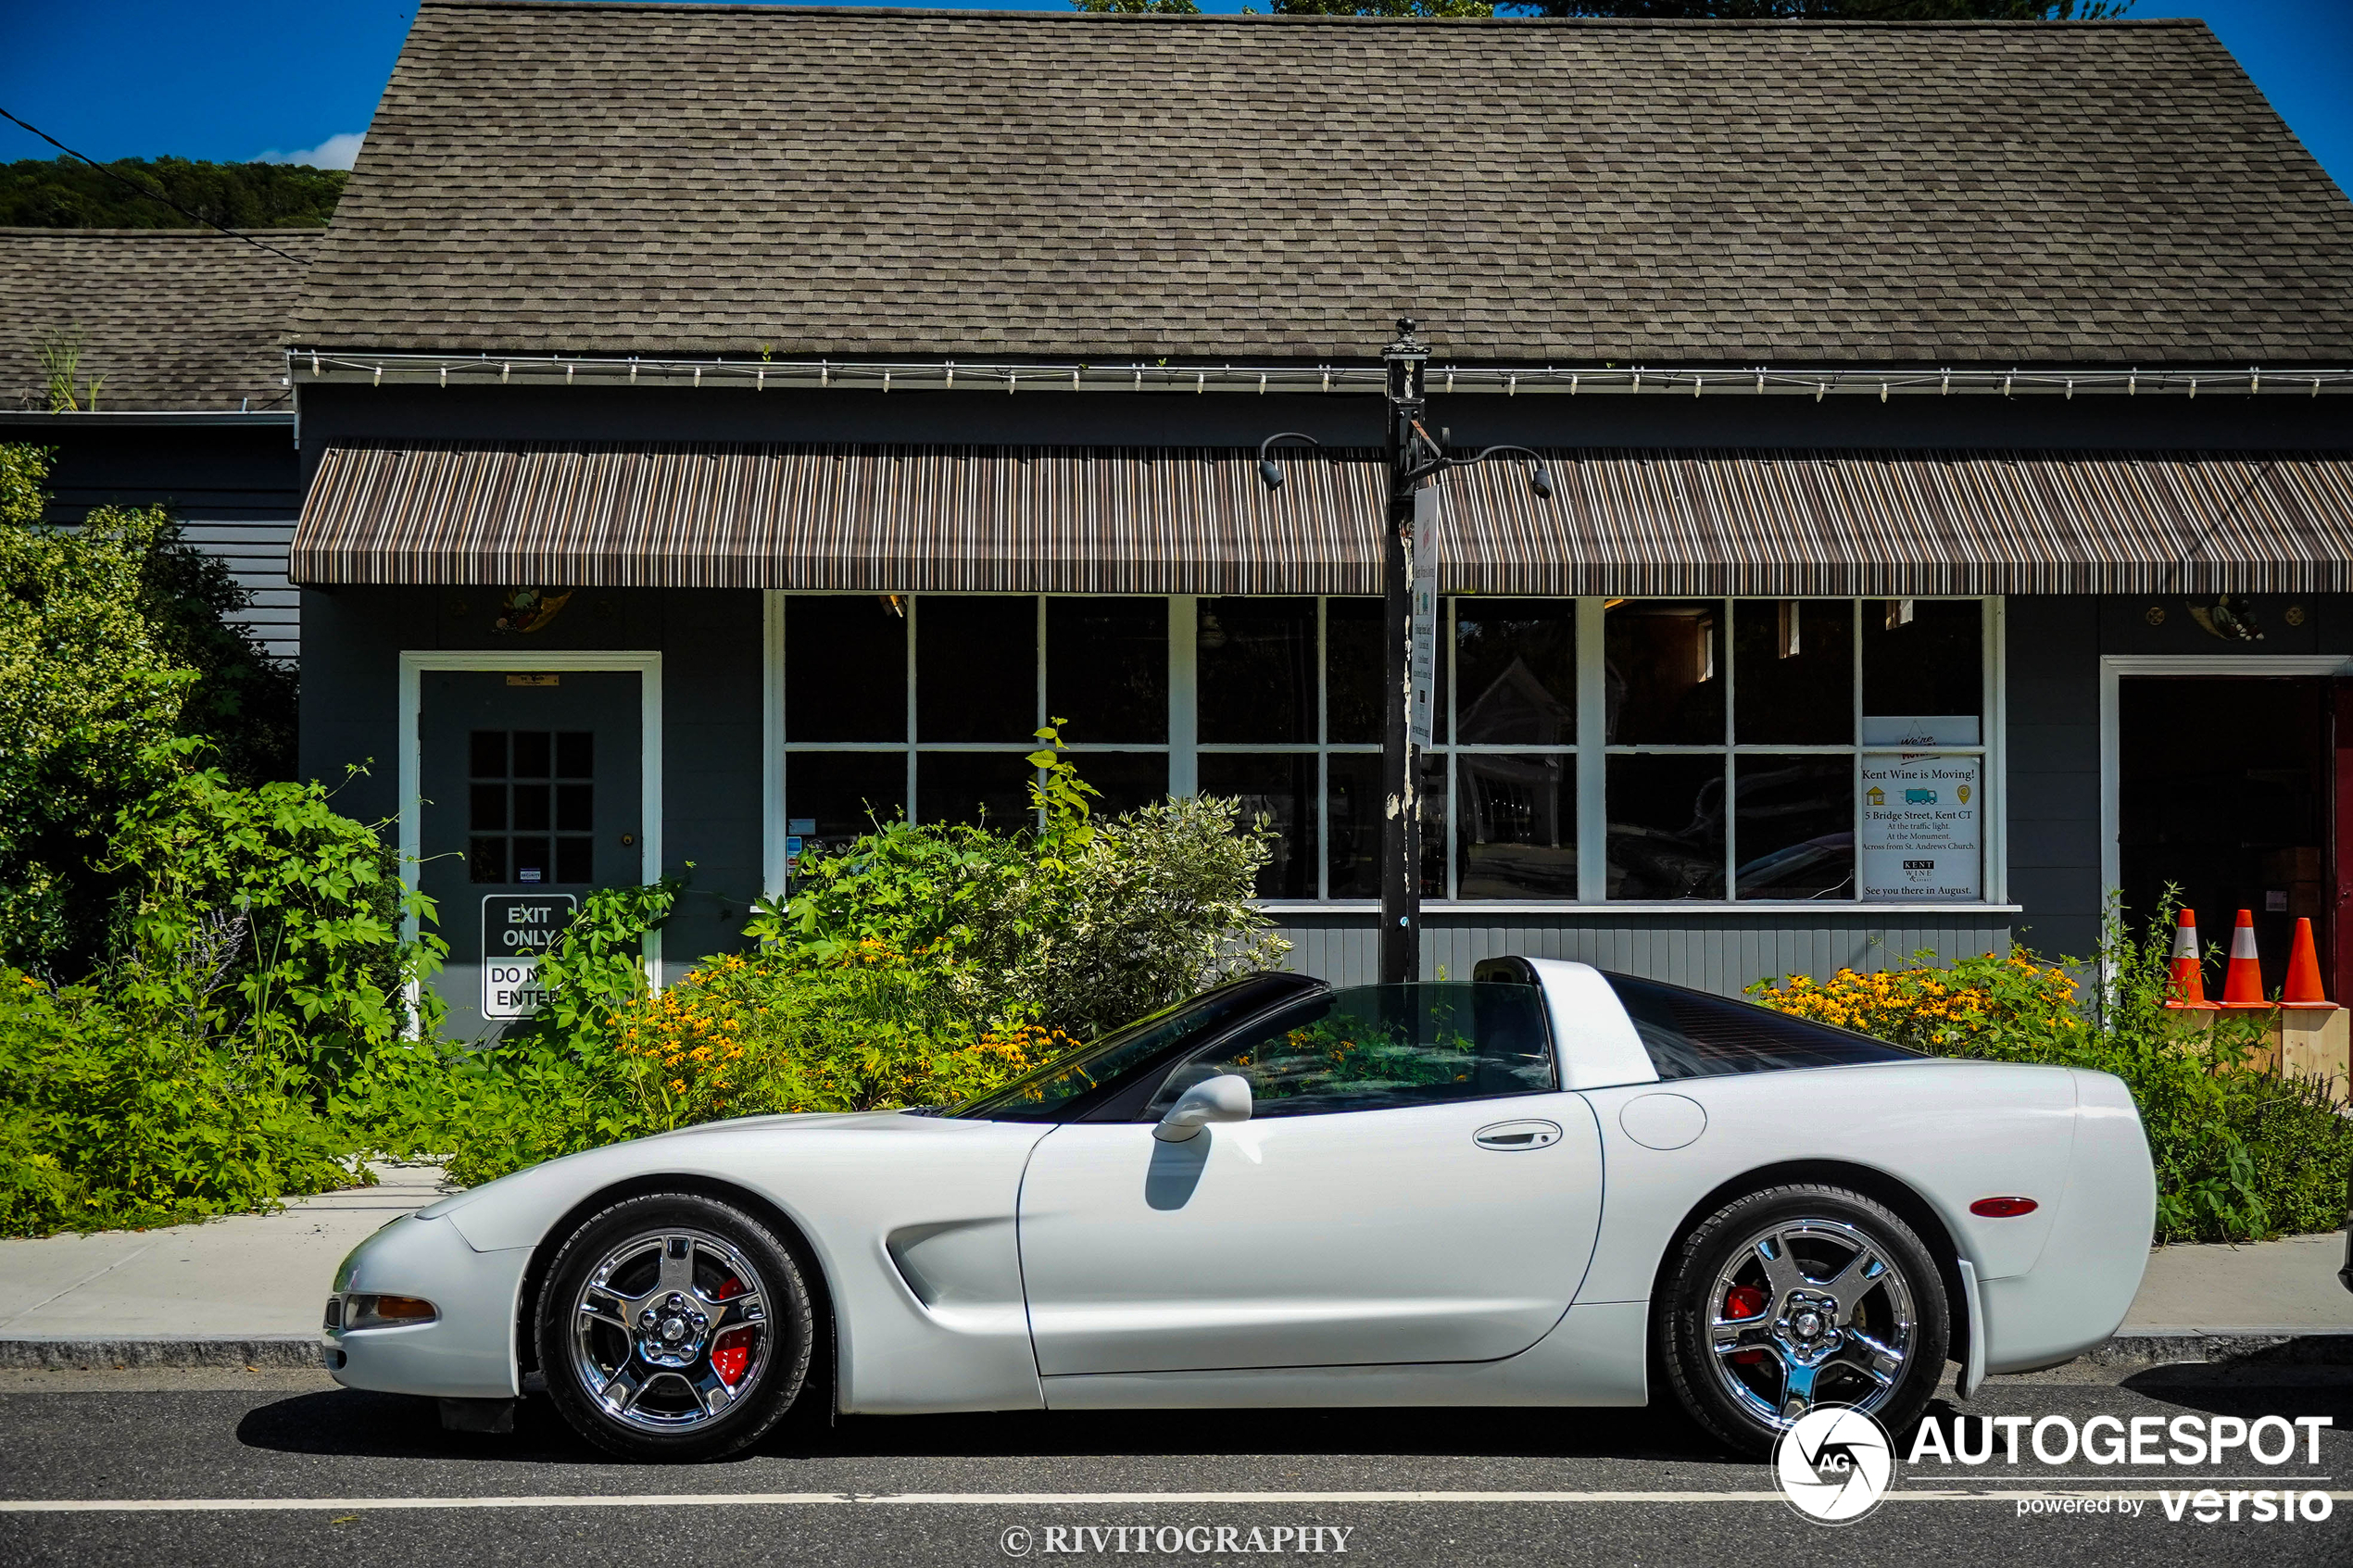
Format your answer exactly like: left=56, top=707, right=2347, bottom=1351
left=535, top=1192, right=816, bottom=1461
left=1655, top=1183, right=1948, bottom=1456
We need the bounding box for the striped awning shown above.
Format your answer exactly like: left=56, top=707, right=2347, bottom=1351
left=291, top=442, right=2353, bottom=597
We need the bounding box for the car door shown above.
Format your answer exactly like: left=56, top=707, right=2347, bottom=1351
left=1016, top=981, right=1604, bottom=1376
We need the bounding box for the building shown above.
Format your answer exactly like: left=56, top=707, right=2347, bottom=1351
left=282, top=3, right=2353, bottom=1037
left=1, top=226, right=319, bottom=660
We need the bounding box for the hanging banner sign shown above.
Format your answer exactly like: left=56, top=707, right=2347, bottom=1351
left=1860, top=756, right=1982, bottom=901
left=481, top=893, right=578, bottom=1020
left=1409, top=487, right=1441, bottom=750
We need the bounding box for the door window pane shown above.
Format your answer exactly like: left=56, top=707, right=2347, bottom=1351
left=786, top=752, right=908, bottom=848
left=1455, top=598, right=1576, bottom=744
left=1200, top=753, right=1315, bottom=898
left=1458, top=753, right=1577, bottom=899
left=1325, top=597, right=1385, bottom=744
left=1147, top=983, right=1555, bottom=1118
left=787, top=596, right=908, bottom=742
left=918, top=751, right=1037, bottom=830
left=1734, top=757, right=1855, bottom=900
left=1198, top=597, right=1315, bottom=744
left=1048, top=598, right=1167, bottom=744
left=1863, top=599, right=1982, bottom=744
left=469, top=837, right=506, bottom=884
left=511, top=836, right=551, bottom=885
left=1733, top=599, right=1853, bottom=746
left=556, top=784, right=594, bottom=833
left=1607, top=754, right=1727, bottom=900
left=511, top=784, right=550, bottom=832
left=1605, top=600, right=1723, bottom=745
left=918, top=596, right=1038, bottom=742
left=512, top=730, right=552, bottom=778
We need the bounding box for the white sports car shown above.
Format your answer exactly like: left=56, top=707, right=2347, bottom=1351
left=324, top=959, right=2156, bottom=1461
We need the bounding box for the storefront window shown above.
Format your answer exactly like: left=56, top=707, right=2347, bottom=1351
left=778, top=595, right=1993, bottom=906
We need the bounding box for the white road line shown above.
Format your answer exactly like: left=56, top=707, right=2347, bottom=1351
left=5, top=1489, right=2350, bottom=1514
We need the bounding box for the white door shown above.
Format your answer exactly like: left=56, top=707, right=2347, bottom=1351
left=1016, top=983, right=1604, bottom=1376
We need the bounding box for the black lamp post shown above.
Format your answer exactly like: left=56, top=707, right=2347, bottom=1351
left=1257, top=320, right=1554, bottom=985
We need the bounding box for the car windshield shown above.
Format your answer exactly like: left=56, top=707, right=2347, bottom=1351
left=943, top=978, right=1306, bottom=1121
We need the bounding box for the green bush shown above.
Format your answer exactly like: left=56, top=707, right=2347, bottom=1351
left=1749, top=897, right=2353, bottom=1244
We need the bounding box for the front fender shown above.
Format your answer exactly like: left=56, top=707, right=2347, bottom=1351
left=327, top=1213, right=531, bottom=1399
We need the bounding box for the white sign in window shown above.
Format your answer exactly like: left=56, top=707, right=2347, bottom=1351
left=1860, top=755, right=1982, bottom=901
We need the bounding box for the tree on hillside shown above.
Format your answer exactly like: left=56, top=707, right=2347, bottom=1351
left=0, top=157, right=345, bottom=230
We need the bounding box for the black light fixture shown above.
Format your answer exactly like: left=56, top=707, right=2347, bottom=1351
left=1256, top=432, right=1320, bottom=492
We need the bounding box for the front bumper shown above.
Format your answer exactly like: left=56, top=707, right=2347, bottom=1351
left=323, top=1212, right=533, bottom=1399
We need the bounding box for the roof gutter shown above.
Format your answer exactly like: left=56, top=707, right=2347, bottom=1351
left=0, top=409, right=296, bottom=428
left=282, top=350, right=2353, bottom=400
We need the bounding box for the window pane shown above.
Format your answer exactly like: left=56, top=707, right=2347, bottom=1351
left=1071, top=752, right=1168, bottom=817
left=1198, top=597, right=1315, bottom=744
left=469, top=784, right=506, bottom=832
left=1735, top=756, right=1855, bottom=900
left=1733, top=599, right=1853, bottom=746
left=1421, top=752, right=1447, bottom=898
left=555, top=731, right=593, bottom=778
left=469, top=836, right=506, bottom=884
left=511, top=837, right=551, bottom=885
left=1327, top=751, right=1381, bottom=898
left=511, top=784, right=550, bottom=833
left=469, top=730, right=506, bottom=778
left=1457, top=753, right=1578, bottom=899
left=512, top=731, right=552, bottom=778
left=1604, top=600, right=1723, bottom=745
left=554, top=836, right=594, bottom=885
left=917, top=751, right=1036, bottom=830
left=1326, top=597, right=1385, bottom=743
left=787, top=596, right=908, bottom=742
left=1147, top=983, right=1555, bottom=1119
left=1863, top=599, right=1982, bottom=746
left=917, top=596, right=1037, bottom=742
left=555, top=783, right=593, bottom=833
left=785, top=752, right=908, bottom=848
left=1455, top=598, right=1575, bottom=744
left=1607, top=754, right=1726, bottom=899
left=1604, top=972, right=1917, bottom=1081
left=1047, top=598, right=1167, bottom=744
left=1200, top=753, right=1315, bottom=898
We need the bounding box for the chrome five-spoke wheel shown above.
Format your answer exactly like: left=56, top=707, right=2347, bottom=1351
left=570, top=1227, right=771, bottom=1432
left=1658, top=1184, right=1949, bottom=1455
left=1705, top=1216, right=1917, bottom=1424
left=538, top=1193, right=814, bottom=1460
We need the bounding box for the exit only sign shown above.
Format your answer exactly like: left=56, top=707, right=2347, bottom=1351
left=481, top=894, right=578, bottom=1020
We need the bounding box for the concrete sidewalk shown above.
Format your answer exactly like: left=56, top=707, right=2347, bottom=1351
left=0, top=1165, right=2344, bottom=1365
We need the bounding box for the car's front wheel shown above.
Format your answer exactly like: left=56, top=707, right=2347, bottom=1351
left=536, top=1192, right=815, bottom=1461
left=1655, top=1184, right=1949, bottom=1455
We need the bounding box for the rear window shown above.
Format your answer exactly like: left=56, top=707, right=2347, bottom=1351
left=1603, top=973, right=1919, bottom=1081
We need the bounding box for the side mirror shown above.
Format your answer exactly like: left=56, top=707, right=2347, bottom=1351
left=1152, top=1073, right=1252, bottom=1143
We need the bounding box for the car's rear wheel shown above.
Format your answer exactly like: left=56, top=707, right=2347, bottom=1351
left=536, top=1193, right=815, bottom=1461
left=1656, top=1184, right=1948, bottom=1455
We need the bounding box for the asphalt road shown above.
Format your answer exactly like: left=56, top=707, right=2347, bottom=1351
left=0, top=1364, right=2346, bottom=1566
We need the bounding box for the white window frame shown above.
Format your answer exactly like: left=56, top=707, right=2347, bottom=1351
left=762, top=593, right=2016, bottom=914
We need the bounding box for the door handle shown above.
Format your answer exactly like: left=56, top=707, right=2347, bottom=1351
left=1474, top=1119, right=1562, bottom=1150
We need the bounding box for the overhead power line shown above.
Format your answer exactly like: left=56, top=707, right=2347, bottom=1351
left=0, top=107, right=308, bottom=263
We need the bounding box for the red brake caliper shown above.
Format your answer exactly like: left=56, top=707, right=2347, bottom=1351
left=1724, top=1286, right=1768, bottom=1365
left=710, top=1275, right=753, bottom=1385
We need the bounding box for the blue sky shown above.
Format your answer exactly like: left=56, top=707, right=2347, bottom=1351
left=0, top=1, right=2344, bottom=192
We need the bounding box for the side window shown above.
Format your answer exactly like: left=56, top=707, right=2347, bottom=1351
left=1603, top=972, right=1919, bottom=1080
left=1146, top=983, right=1554, bottom=1120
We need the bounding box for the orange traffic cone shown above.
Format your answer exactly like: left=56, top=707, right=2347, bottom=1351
left=2283, top=917, right=2331, bottom=1008
left=2219, top=909, right=2270, bottom=1009
left=2165, top=909, right=2215, bottom=1009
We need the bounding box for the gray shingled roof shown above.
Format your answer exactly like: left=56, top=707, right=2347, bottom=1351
left=289, top=3, right=2353, bottom=367
left=2, top=228, right=319, bottom=412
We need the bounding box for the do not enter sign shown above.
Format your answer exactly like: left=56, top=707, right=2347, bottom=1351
left=481, top=894, right=578, bottom=1020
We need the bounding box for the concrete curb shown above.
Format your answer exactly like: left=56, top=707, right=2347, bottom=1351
left=3, top=1329, right=2347, bottom=1374
left=0, top=1336, right=320, bottom=1371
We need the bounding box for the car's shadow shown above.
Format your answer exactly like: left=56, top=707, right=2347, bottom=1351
left=235, top=1388, right=1734, bottom=1468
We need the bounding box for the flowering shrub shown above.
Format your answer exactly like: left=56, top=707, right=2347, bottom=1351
left=1748, top=906, right=2353, bottom=1244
